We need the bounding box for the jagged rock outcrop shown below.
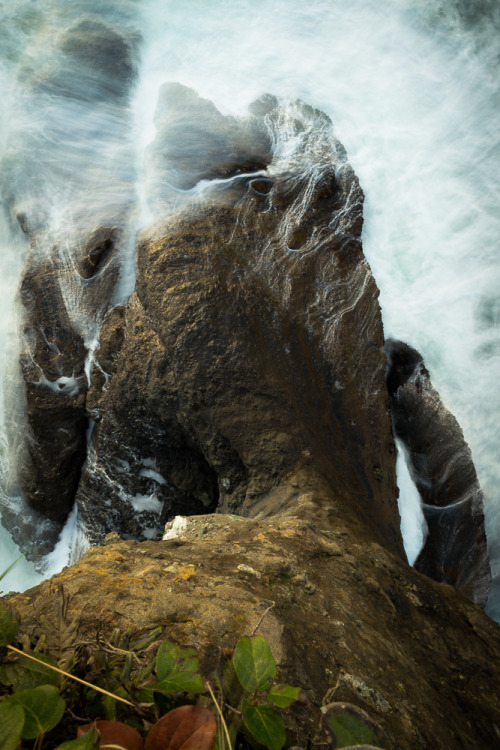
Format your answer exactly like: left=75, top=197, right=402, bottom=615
left=7, top=513, right=500, bottom=749
left=3, top=82, right=492, bottom=603
left=0, top=17, right=139, bottom=562
left=2, top=84, right=498, bottom=748
left=385, top=339, right=491, bottom=606
left=77, top=89, right=403, bottom=557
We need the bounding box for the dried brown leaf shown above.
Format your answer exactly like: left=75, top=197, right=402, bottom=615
left=145, top=705, right=216, bottom=750
left=78, top=720, right=144, bottom=750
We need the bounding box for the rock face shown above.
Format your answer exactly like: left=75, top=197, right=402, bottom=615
left=2, top=82, right=492, bottom=603
left=77, top=89, right=402, bottom=558
left=0, top=16, right=138, bottom=562
left=7, top=513, right=500, bottom=749
left=385, top=339, right=491, bottom=606
left=2, top=85, right=498, bottom=749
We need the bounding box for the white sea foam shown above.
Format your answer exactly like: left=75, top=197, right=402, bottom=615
left=131, top=493, right=163, bottom=515
left=396, top=441, right=428, bottom=566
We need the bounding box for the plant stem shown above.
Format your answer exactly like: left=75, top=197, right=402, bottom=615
left=6, top=645, right=134, bottom=706
left=206, top=680, right=233, bottom=750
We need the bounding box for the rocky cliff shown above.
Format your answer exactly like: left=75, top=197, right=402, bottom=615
left=2, top=85, right=498, bottom=748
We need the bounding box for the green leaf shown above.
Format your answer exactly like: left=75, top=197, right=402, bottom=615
left=0, top=650, right=60, bottom=690
left=326, top=713, right=380, bottom=747
left=242, top=700, right=286, bottom=750
left=0, top=601, right=18, bottom=647
left=321, top=703, right=383, bottom=748
left=232, top=636, right=276, bottom=694
left=267, top=684, right=301, bottom=708
left=156, top=641, right=199, bottom=681
left=0, top=700, right=25, bottom=750
left=153, top=640, right=203, bottom=696
left=156, top=641, right=180, bottom=680
left=153, top=670, right=204, bottom=694
left=8, top=684, right=66, bottom=739
left=55, top=725, right=99, bottom=749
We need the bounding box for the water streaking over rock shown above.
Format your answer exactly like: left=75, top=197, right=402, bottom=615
left=78, top=88, right=403, bottom=559
left=386, top=339, right=491, bottom=606
left=0, top=2, right=140, bottom=567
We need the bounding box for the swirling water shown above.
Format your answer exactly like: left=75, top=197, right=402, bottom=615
left=0, top=0, right=499, bottom=619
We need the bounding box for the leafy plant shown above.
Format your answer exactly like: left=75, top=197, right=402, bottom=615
left=0, top=597, right=304, bottom=749
left=212, top=635, right=303, bottom=750
left=0, top=595, right=384, bottom=750
left=320, top=702, right=385, bottom=748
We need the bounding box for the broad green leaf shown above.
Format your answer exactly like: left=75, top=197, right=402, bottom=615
left=55, top=725, right=99, bottom=750
left=267, top=684, right=301, bottom=708
left=178, top=647, right=199, bottom=674
left=232, top=636, right=276, bottom=693
left=242, top=700, right=285, bottom=750
left=0, top=700, right=24, bottom=750
left=0, top=601, right=18, bottom=647
left=156, top=641, right=180, bottom=680
left=321, top=703, right=382, bottom=748
left=326, top=713, right=381, bottom=747
left=153, top=640, right=202, bottom=697
left=136, top=686, right=155, bottom=703
left=0, top=650, right=60, bottom=690
left=9, top=684, right=65, bottom=739
left=154, top=670, right=204, bottom=694
left=156, top=641, right=199, bottom=681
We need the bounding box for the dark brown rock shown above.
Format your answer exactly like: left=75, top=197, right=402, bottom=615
left=3, top=89, right=498, bottom=750
left=35, top=18, right=139, bottom=104
left=385, top=339, right=491, bottom=606
left=0, top=17, right=137, bottom=563
left=0, top=225, right=123, bottom=562
left=78, top=92, right=402, bottom=558
left=17, top=253, right=88, bottom=519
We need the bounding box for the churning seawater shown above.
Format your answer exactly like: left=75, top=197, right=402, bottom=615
left=1, top=0, right=499, bottom=620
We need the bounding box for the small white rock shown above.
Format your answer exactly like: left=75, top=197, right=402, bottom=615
left=237, top=564, right=261, bottom=579
left=163, top=515, right=187, bottom=540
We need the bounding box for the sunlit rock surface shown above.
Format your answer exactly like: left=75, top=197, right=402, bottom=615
left=2, top=82, right=499, bottom=749
left=7, top=513, right=500, bottom=749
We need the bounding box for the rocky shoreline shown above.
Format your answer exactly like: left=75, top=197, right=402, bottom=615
left=1, top=80, right=498, bottom=747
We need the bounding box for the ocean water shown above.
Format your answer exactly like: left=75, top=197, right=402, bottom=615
left=0, top=0, right=499, bottom=619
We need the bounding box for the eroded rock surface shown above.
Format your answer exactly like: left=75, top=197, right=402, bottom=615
left=77, top=90, right=402, bottom=557
left=386, top=339, right=491, bottom=606
left=7, top=512, right=500, bottom=750
left=2, top=84, right=498, bottom=749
